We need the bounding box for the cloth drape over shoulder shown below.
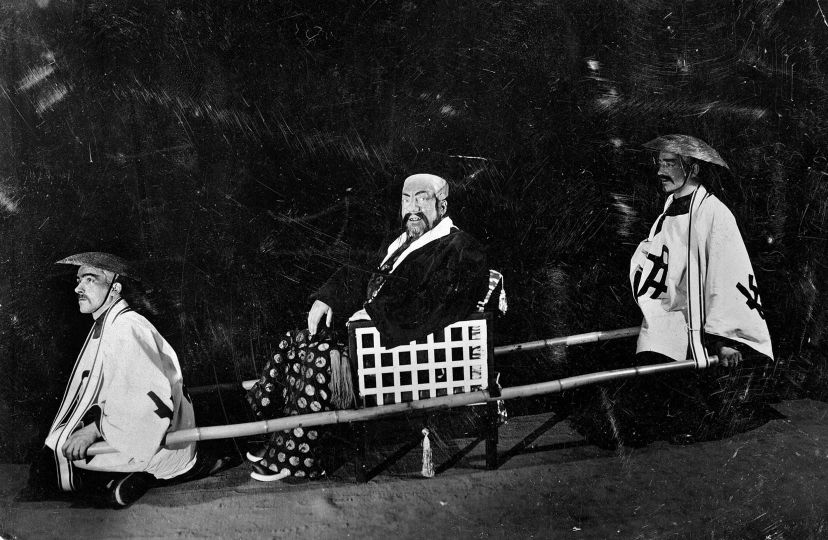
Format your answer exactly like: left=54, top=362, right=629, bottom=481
left=45, top=299, right=196, bottom=491
left=313, top=217, right=490, bottom=347
left=629, top=185, right=773, bottom=364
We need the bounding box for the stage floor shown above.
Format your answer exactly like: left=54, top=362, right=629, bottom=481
left=2, top=399, right=826, bottom=539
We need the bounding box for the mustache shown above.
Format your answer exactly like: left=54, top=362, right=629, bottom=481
left=401, top=212, right=430, bottom=228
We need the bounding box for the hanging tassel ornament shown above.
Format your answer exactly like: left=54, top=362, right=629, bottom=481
left=329, top=348, right=355, bottom=410
left=421, top=428, right=434, bottom=478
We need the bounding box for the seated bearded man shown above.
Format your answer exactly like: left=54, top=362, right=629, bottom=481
left=245, top=173, right=491, bottom=482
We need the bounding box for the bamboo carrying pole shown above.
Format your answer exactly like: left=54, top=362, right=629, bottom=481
left=492, top=326, right=640, bottom=355
left=187, top=326, right=643, bottom=395
left=87, top=354, right=714, bottom=456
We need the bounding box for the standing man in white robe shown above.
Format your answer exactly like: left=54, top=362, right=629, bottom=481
left=28, top=252, right=199, bottom=507
left=631, top=134, right=773, bottom=367
left=574, top=135, right=778, bottom=449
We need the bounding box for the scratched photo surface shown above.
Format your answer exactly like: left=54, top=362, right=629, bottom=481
left=1, top=0, right=826, bottom=536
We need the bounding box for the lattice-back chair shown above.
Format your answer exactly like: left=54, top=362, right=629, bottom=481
left=347, top=270, right=505, bottom=481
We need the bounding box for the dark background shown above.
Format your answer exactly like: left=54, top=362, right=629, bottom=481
left=1, top=0, right=826, bottom=463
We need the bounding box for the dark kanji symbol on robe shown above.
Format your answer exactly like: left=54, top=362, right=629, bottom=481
left=634, top=245, right=670, bottom=299
left=736, top=274, right=765, bottom=320
left=147, top=391, right=174, bottom=420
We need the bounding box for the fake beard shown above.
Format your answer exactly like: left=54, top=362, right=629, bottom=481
left=402, top=212, right=432, bottom=239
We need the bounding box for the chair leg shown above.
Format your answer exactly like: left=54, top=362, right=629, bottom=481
left=354, top=422, right=369, bottom=483
left=485, top=402, right=498, bottom=470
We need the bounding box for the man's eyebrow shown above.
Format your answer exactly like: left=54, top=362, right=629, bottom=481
left=77, top=272, right=102, bottom=279
left=402, top=190, right=432, bottom=198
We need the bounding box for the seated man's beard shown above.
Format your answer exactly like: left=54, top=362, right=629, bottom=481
left=402, top=212, right=433, bottom=239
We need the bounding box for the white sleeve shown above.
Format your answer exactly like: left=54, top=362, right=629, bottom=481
left=97, top=319, right=175, bottom=464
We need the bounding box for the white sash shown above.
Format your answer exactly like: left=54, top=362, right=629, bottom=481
left=45, top=302, right=125, bottom=491
left=686, top=186, right=711, bottom=368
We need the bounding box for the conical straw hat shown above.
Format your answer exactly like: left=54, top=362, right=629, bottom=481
left=55, top=252, right=140, bottom=281
left=643, top=134, right=729, bottom=169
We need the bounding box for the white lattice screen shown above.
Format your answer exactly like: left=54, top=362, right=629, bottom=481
left=352, top=317, right=491, bottom=407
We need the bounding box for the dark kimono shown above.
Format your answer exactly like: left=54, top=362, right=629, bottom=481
left=314, top=216, right=490, bottom=347
left=248, top=216, right=490, bottom=478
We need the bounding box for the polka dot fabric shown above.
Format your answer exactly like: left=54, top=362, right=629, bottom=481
left=246, top=329, right=338, bottom=479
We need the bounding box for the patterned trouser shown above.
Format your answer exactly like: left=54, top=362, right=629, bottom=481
left=246, top=329, right=338, bottom=478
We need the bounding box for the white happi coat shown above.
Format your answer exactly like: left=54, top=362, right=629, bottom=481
left=629, top=185, right=773, bottom=366
left=45, top=299, right=196, bottom=491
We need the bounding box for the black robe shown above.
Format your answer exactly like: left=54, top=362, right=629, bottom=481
left=313, top=225, right=490, bottom=347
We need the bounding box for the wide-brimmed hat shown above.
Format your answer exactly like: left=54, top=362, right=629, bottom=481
left=55, top=252, right=140, bottom=281
left=643, top=134, right=730, bottom=170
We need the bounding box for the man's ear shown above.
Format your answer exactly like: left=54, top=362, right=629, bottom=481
left=439, top=199, right=448, bottom=216
left=112, top=282, right=122, bottom=295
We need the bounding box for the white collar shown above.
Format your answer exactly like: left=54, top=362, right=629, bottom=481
left=380, top=216, right=455, bottom=272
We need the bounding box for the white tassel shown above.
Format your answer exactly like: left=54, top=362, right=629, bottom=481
left=421, top=428, right=434, bottom=478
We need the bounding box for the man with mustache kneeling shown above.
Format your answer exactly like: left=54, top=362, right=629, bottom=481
left=26, top=253, right=223, bottom=507
left=245, top=173, right=492, bottom=482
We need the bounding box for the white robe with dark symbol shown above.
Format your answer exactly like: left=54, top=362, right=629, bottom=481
left=629, top=185, right=773, bottom=365
left=45, top=299, right=196, bottom=490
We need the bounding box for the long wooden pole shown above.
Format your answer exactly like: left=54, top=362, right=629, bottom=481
left=187, top=326, right=642, bottom=396
left=87, top=354, right=711, bottom=456
left=493, top=326, right=640, bottom=355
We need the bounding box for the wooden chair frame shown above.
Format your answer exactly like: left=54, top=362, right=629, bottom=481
left=348, top=312, right=499, bottom=481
